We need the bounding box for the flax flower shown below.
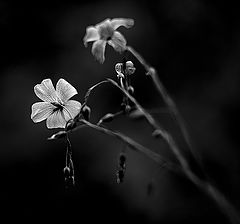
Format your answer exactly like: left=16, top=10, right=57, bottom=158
left=83, top=18, right=134, bottom=63
left=31, top=78, right=81, bottom=129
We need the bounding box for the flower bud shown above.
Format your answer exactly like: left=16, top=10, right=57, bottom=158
left=82, top=105, right=91, bottom=121
left=118, top=153, right=126, bottom=169
left=116, top=169, right=124, bottom=184
left=125, top=61, right=136, bottom=75
left=65, top=119, right=77, bottom=131
left=63, top=166, right=71, bottom=177
left=125, top=105, right=131, bottom=114
left=115, top=63, right=124, bottom=78
left=116, top=152, right=127, bottom=184
left=127, top=86, right=134, bottom=95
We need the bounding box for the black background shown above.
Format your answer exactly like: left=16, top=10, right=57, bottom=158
left=1, top=0, right=240, bottom=223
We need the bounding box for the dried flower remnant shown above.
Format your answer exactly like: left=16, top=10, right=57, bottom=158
left=115, top=61, right=136, bottom=78
left=31, top=78, right=81, bottom=129
left=116, top=152, right=127, bottom=184
left=83, top=18, right=134, bottom=63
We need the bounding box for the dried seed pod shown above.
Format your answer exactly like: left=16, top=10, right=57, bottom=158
left=116, top=153, right=127, bottom=184
left=125, top=105, right=131, bottom=114
left=116, top=169, right=125, bottom=184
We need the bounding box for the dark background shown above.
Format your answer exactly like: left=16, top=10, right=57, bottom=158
left=1, top=0, right=240, bottom=223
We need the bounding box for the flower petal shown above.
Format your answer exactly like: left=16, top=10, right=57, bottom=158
left=31, top=102, right=55, bottom=123
left=46, top=110, right=67, bottom=129
left=83, top=26, right=100, bottom=47
left=63, top=100, right=81, bottom=120
left=91, top=39, right=107, bottom=64
left=108, top=31, right=127, bottom=52
left=111, top=18, right=134, bottom=30
left=95, top=18, right=111, bottom=29
left=56, top=78, right=78, bottom=103
left=34, top=79, right=57, bottom=102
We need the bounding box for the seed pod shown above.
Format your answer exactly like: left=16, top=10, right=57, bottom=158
left=116, top=153, right=127, bottom=184
left=82, top=105, right=91, bottom=121
left=125, top=105, right=131, bottom=114
left=119, top=153, right=126, bottom=168
left=116, top=169, right=125, bottom=184
left=64, top=176, right=75, bottom=188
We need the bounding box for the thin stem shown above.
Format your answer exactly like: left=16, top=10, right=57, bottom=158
left=126, top=46, right=198, bottom=164
left=64, top=134, right=75, bottom=186
left=107, top=78, right=240, bottom=224
left=80, top=119, right=177, bottom=172
left=82, top=80, right=109, bottom=108
left=107, top=78, right=190, bottom=170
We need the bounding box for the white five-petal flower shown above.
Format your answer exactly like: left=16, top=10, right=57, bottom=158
left=83, top=18, right=134, bottom=63
left=31, top=78, right=81, bottom=129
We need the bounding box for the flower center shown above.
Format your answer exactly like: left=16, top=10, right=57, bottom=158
left=51, top=102, right=64, bottom=111
left=98, top=23, right=114, bottom=41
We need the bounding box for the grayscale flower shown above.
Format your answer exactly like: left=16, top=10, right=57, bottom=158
left=31, top=78, right=81, bottom=129
left=83, top=18, right=134, bottom=63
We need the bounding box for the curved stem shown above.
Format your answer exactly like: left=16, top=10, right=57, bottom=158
left=82, top=80, right=109, bottom=108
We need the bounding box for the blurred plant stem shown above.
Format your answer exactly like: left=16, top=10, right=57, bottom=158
left=50, top=75, right=240, bottom=223
left=126, top=46, right=199, bottom=164
left=107, top=78, right=240, bottom=224
left=82, top=117, right=240, bottom=224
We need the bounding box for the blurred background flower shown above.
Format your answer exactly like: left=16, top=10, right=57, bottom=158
left=0, top=0, right=240, bottom=223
